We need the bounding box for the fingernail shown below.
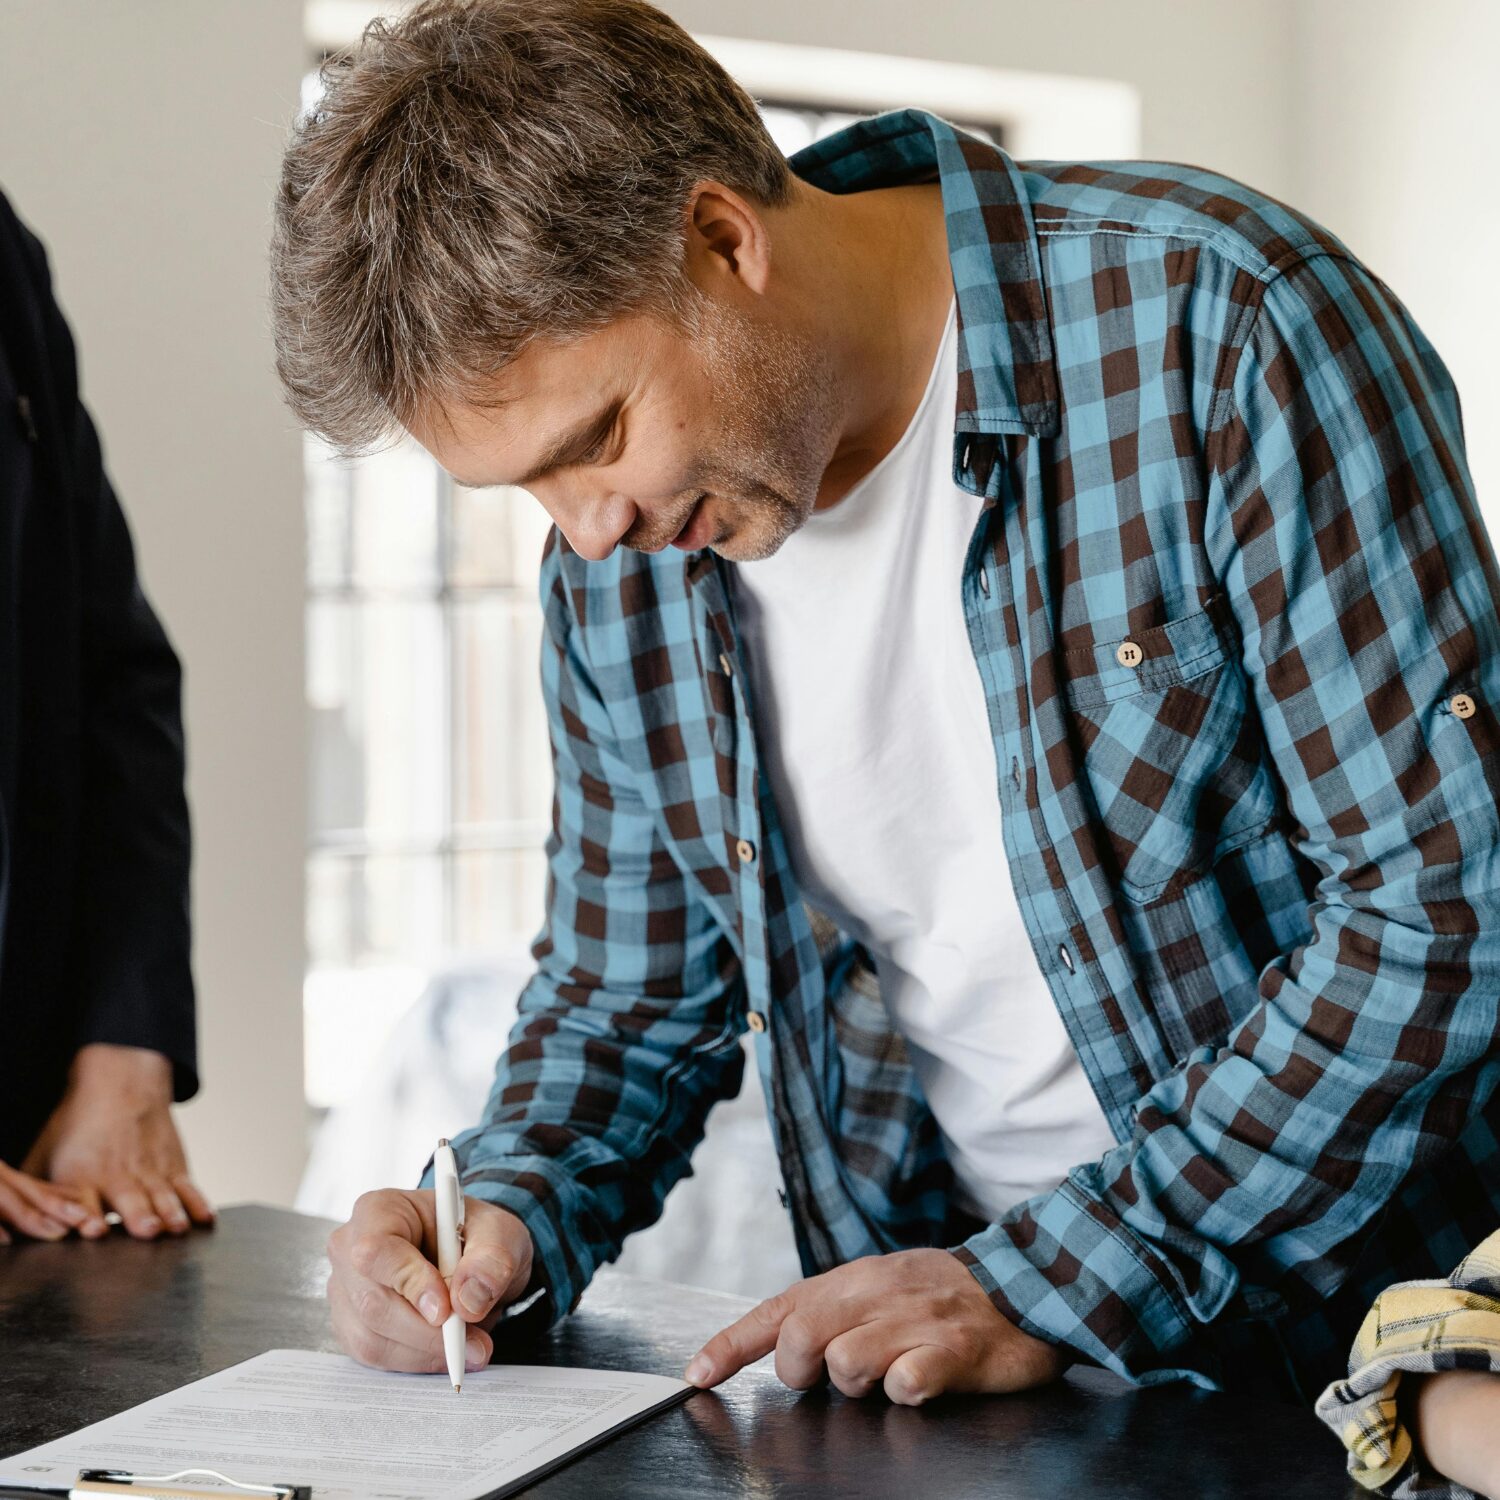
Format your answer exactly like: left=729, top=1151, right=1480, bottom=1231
left=465, top=1333, right=489, bottom=1371
left=419, top=1292, right=443, bottom=1325
left=59, top=1202, right=88, bottom=1224
left=37, top=1218, right=67, bottom=1240
left=685, top=1356, right=712, bottom=1386
left=139, top=1216, right=161, bottom=1236
left=458, top=1279, right=495, bottom=1317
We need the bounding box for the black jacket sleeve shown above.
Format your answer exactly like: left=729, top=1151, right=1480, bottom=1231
left=2, top=195, right=197, bottom=1099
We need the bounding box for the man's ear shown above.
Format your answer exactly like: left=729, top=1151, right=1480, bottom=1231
left=683, top=180, right=773, bottom=296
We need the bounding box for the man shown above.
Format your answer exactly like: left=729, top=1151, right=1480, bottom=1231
left=0, top=191, right=212, bottom=1242
left=276, top=0, right=1500, bottom=1402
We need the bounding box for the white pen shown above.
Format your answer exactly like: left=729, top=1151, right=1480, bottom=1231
left=434, top=1137, right=467, bottom=1394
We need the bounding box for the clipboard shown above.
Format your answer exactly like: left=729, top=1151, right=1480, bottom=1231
left=0, top=1350, right=693, bottom=1500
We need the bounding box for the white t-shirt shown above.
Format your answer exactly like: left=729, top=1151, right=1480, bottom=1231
left=732, top=302, right=1118, bottom=1222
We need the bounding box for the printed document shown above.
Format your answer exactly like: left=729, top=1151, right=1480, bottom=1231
left=0, top=1349, right=690, bottom=1499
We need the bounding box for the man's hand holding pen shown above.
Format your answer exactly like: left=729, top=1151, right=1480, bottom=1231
left=327, top=1188, right=534, bottom=1376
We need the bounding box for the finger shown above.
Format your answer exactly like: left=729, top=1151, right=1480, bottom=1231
left=11, top=1171, right=94, bottom=1232
left=55, top=1179, right=110, bottom=1240
left=330, top=1273, right=496, bottom=1374
left=142, top=1176, right=191, bottom=1235
left=335, top=1273, right=446, bottom=1360
left=772, top=1293, right=883, bottom=1391
left=686, top=1290, right=796, bottom=1388
left=823, top=1321, right=907, bottom=1399
left=884, top=1344, right=963, bottom=1407
left=465, top=1326, right=495, bottom=1372
left=103, top=1180, right=163, bottom=1240
left=0, top=1180, right=69, bottom=1241
left=173, top=1176, right=216, bottom=1226
left=449, top=1208, right=531, bottom=1325
left=330, top=1276, right=445, bottom=1373
left=345, top=1226, right=451, bottom=1327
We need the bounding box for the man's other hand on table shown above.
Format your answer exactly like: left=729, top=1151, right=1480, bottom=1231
left=685, top=1248, right=1069, bottom=1404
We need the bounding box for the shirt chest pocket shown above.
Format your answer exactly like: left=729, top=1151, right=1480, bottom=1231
left=1061, top=594, right=1282, bottom=904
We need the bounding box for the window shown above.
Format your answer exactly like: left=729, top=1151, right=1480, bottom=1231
left=304, top=436, right=554, bottom=1109
left=757, top=103, right=1000, bottom=157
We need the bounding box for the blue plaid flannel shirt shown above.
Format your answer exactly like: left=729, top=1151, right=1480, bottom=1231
left=442, top=110, right=1500, bottom=1399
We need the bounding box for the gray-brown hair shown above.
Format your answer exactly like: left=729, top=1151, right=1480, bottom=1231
left=271, top=0, right=792, bottom=453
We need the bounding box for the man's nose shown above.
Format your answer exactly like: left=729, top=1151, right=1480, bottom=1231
left=535, top=483, right=637, bottom=562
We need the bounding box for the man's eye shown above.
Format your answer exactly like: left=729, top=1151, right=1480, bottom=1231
left=577, top=426, right=616, bottom=466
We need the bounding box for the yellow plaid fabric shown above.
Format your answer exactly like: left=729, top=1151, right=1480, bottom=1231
left=1316, top=1229, right=1500, bottom=1497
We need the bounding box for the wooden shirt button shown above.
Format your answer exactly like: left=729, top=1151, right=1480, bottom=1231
left=1451, top=693, right=1477, bottom=720
left=1116, top=640, right=1143, bottom=668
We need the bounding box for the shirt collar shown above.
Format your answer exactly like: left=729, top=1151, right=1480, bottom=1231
left=789, top=108, right=1060, bottom=443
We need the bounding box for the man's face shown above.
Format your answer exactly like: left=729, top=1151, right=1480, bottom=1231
left=411, top=292, right=840, bottom=564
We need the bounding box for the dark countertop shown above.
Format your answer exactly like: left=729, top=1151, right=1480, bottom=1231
left=0, top=1204, right=1361, bottom=1498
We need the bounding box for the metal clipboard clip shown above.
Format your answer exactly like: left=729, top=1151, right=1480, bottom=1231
left=71, top=1469, right=311, bottom=1500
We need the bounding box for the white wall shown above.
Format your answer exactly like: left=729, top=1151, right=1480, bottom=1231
left=1293, top=0, right=1500, bottom=534
left=0, top=1, right=309, bottom=1205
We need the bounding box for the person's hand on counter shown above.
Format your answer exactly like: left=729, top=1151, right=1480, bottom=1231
left=685, top=1247, right=1069, bottom=1404
left=22, top=1042, right=214, bottom=1240
left=0, top=1158, right=104, bottom=1242
left=327, top=1187, right=535, bottom=1375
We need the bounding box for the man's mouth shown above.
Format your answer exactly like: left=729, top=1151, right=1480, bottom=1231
left=669, top=493, right=713, bottom=551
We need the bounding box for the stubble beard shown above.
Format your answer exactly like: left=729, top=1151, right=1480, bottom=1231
left=682, top=293, right=842, bottom=563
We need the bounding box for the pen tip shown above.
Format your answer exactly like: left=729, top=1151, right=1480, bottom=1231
left=454, top=1382, right=462, bottom=1394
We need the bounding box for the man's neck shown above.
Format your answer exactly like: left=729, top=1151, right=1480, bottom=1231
left=789, top=178, right=954, bottom=510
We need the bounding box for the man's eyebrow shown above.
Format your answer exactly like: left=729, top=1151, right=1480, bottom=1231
left=452, top=400, right=622, bottom=492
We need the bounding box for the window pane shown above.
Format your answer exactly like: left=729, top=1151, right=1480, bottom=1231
left=449, top=483, right=554, bottom=589
left=304, top=963, right=429, bottom=1111
left=452, top=598, right=551, bottom=833
left=350, top=438, right=441, bottom=590
left=305, top=433, right=352, bottom=590
left=307, top=599, right=447, bottom=843
left=452, top=848, right=549, bottom=952
left=812, top=109, right=869, bottom=141
left=307, top=850, right=446, bottom=968
left=761, top=105, right=817, bottom=156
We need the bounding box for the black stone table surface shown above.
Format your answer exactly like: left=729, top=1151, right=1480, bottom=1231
left=0, top=1204, right=1361, bottom=1497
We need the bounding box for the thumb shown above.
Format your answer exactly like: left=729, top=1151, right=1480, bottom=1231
left=449, top=1202, right=531, bottom=1325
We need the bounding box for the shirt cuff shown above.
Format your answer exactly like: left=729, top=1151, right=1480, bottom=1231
left=955, top=1178, right=1202, bottom=1387
left=419, top=1137, right=593, bottom=1324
